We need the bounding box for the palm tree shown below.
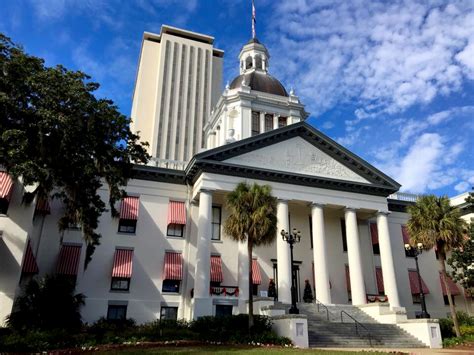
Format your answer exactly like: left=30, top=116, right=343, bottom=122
left=224, top=182, right=277, bottom=330
left=407, top=195, right=467, bottom=337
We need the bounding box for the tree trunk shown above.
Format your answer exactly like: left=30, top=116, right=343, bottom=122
left=439, top=256, right=461, bottom=337
left=248, top=240, right=254, bottom=332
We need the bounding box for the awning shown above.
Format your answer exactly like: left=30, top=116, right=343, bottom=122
left=345, top=264, right=351, bottom=291
left=370, top=223, right=379, bottom=245
left=0, top=172, right=14, bottom=201
left=401, top=225, right=410, bottom=244
left=35, top=198, right=51, bottom=215
left=210, top=255, right=223, bottom=283
left=163, top=252, right=183, bottom=280
left=252, top=258, right=262, bottom=285
left=112, top=249, right=133, bottom=278
left=120, top=196, right=139, bottom=220
left=22, top=240, right=39, bottom=274
left=408, top=270, right=430, bottom=295
left=439, top=273, right=460, bottom=296
left=56, top=245, right=82, bottom=276
left=375, top=267, right=384, bottom=293
left=167, top=201, right=186, bottom=225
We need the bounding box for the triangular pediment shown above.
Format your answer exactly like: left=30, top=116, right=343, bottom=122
left=224, top=136, right=370, bottom=184
left=189, top=122, right=400, bottom=195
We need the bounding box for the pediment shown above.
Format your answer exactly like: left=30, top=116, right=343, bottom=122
left=224, top=136, right=371, bottom=184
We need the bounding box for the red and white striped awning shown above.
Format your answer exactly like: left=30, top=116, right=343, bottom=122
left=120, top=196, right=139, bottom=220
left=408, top=270, right=430, bottom=295
left=210, top=255, right=223, bottom=283
left=112, top=249, right=133, bottom=278
left=167, top=201, right=186, bottom=225
left=375, top=267, right=384, bottom=293
left=252, top=258, right=262, bottom=285
left=401, top=225, right=410, bottom=244
left=56, top=245, right=82, bottom=276
left=22, top=240, right=39, bottom=274
left=370, top=223, right=379, bottom=245
left=439, top=273, right=460, bottom=296
left=163, top=252, right=183, bottom=280
left=0, top=172, right=14, bottom=201
left=35, top=198, right=51, bottom=215
left=345, top=264, right=351, bottom=292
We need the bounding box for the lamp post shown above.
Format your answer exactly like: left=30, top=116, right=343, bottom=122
left=281, top=228, right=302, bottom=314
left=405, top=242, right=430, bottom=319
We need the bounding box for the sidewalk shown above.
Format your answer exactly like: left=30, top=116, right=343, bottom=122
left=318, top=348, right=473, bottom=354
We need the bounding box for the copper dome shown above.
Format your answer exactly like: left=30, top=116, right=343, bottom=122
left=229, top=71, right=288, bottom=97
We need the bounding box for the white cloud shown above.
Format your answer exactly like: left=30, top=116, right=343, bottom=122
left=321, top=121, right=335, bottom=130
left=455, top=181, right=470, bottom=193
left=268, top=0, right=474, bottom=116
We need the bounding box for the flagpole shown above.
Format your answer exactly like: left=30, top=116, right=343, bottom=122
left=252, top=0, right=256, bottom=39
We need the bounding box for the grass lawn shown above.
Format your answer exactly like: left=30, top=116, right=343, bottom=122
left=96, top=345, right=390, bottom=354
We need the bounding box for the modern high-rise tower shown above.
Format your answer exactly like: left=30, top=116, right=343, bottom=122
left=131, top=25, right=224, bottom=163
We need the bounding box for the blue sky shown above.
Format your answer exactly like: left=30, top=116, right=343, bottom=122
left=1, top=0, right=473, bottom=197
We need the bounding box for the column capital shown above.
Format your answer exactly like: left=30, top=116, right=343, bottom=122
left=310, top=202, right=326, bottom=208
left=345, top=206, right=358, bottom=212
left=277, top=198, right=289, bottom=204
left=376, top=210, right=391, bottom=216
left=199, top=188, right=214, bottom=194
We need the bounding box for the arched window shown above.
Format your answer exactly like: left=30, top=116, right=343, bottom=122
left=251, top=111, right=260, bottom=136
left=264, top=114, right=273, bottom=132
left=255, top=55, right=263, bottom=70
left=278, top=116, right=287, bottom=128
left=246, top=56, right=253, bottom=69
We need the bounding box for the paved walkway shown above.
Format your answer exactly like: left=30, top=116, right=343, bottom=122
left=318, top=348, right=473, bottom=354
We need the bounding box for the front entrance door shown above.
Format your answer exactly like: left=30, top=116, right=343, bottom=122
left=272, top=260, right=302, bottom=302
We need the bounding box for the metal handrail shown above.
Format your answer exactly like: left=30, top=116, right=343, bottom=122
left=340, top=310, right=374, bottom=347
left=314, top=299, right=335, bottom=321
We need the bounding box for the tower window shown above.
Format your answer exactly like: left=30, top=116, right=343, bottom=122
left=255, top=55, right=262, bottom=70
left=278, top=117, right=287, bottom=128
left=251, top=111, right=260, bottom=136
left=246, top=56, right=253, bottom=69
left=264, top=114, right=273, bottom=132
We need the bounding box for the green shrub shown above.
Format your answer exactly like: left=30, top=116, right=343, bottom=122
left=456, top=311, right=474, bottom=326
left=439, top=317, right=455, bottom=339
left=460, top=325, right=474, bottom=336
left=443, top=334, right=474, bottom=347
left=0, top=329, right=87, bottom=352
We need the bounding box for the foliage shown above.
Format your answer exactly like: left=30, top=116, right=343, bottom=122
left=407, top=195, right=468, bottom=337
left=224, top=182, right=278, bottom=329
left=303, top=280, right=314, bottom=303
left=448, top=190, right=474, bottom=295
left=0, top=33, right=149, bottom=266
left=6, top=275, right=85, bottom=332
left=460, top=325, right=474, bottom=336
left=455, top=310, right=474, bottom=326
left=442, top=334, right=474, bottom=348
left=439, top=318, right=455, bottom=339
left=439, top=311, right=474, bottom=340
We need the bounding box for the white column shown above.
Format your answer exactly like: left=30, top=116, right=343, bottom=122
left=193, top=190, right=213, bottom=318
left=273, top=114, right=279, bottom=129
left=259, top=112, right=265, bottom=134
left=276, top=200, right=291, bottom=304
left=345, top=207, right=367, bottom=305
left=238, top=240, right=250, bottom=312
left=377, top=211, right=402, bottom=309
left=311, top=203, right=332, bottom=304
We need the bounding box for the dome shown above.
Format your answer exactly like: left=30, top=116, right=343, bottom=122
left=229, top=71, right=288, bottom=97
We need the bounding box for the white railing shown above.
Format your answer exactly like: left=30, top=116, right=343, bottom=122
left=147, top=158, right=187, bottom=170
left=388, top=192, right=419, bottom=202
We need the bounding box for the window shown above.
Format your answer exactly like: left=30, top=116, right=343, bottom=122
left=373, top=243, right=380, bottom=255
left=212, top=206, right=221, bottom=241
left=444, top=295, right=455, bottom=306
left=309, top=215, right=313, bottom=249
left=167, top=223, right=184, bottom=237
left=210, top=281, right=221, bottom=288
left=162, top=279, right=180, bottom=293
left=278, top=116, right=287, bottom=128
left=255, top=55, right=262, bottom=69
left=341, top=219, right=347, bottom=252
left=111, top=277, right=130, bottom=291
left=0, top=199, right=9, bottom=214
left=252, top=284, right=258, bottom=296
left=118, top=219, right=136, bottom=234
left=215, top=304, right=233, bottom=317
left=161, top=306, right=178, bottom=320
left=264, top=114, right=273, bottom=132
left=107, top=305, right=127, bottom=320
left=412, top=294, right=421, bottom=304
left=251, top=111, right=260, bottom=136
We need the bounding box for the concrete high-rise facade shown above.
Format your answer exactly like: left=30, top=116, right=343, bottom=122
left=131, top=25, right=224, bottom=163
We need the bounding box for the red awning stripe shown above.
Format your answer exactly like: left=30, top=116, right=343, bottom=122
left=22, top=240, right=39, bottom=274
left=168, top=200, right=186, bottom=225
left=408, top=270, right=430, bottom=295
left=210, top=255, right=223, bottom=283
left=35, top=198, right=51, bottom=214
left=56, top=245, right=82, bottom=276
left=345, top=264, right=351, bottom=292
left=375, top=267, right=384, bottom=293
left=164, top=252, right=183, bottom=280
left=252, top=259, right=262, bottom=285
left=401, top=225, right=410, bottom=244
left=370, top=223, right=379, bottom=245
left=0, top=172, right=14, bottom=201
left=120, top=196, right=139, bottom=220
left=112, top=249, right=133, bottom=278
left=439, top=273, right=460, bottom=296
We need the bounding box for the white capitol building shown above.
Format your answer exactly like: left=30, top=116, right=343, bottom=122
left=0, top=25, right=472, bottom=348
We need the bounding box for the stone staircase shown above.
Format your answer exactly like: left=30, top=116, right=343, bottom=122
left=298, top=303, right=427, bottom=348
